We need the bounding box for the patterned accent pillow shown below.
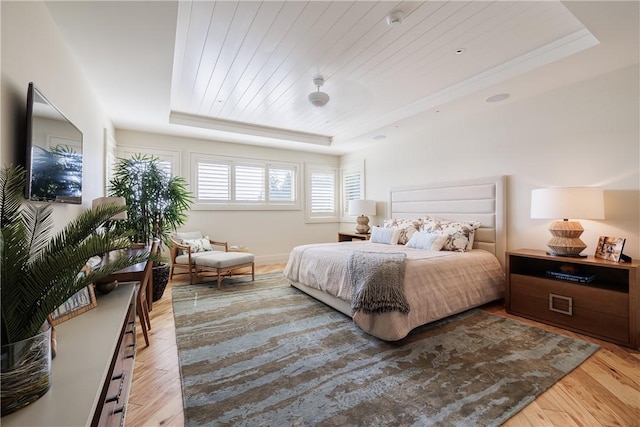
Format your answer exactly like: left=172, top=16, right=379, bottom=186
left=180, top=237, right=212, bottom=253
left=370, top=226, right=401, bottom=245
left=382, top=218, right=422, bottom=245
left=420, top=218, right=481, bottom=252
left=406, top=231, right=449, bottom=251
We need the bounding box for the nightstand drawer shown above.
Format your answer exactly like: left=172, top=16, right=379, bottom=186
left=510, top=274, right=629, bottom=343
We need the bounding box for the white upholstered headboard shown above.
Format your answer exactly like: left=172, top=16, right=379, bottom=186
left=390, top=175, right=507, bottom=268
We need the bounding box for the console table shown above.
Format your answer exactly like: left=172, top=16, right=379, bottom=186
left=2, top=283, right=138, bottom=426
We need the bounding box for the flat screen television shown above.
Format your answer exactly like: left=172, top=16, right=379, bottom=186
left=25, top=82, right=83, bottom=204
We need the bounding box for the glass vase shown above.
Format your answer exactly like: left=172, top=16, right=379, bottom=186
left=1, top=323, right=52, bottom=417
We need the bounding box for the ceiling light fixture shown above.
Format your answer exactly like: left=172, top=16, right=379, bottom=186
left=308, top=76, right=330, bottom=107
left=386, top=10, right=404, bottom=27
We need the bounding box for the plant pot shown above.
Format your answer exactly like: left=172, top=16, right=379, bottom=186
left=152, top=263, right=170, bottom=302
left=1, top=323, right=52, bottom=417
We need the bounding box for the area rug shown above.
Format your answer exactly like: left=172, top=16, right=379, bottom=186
left=172, top=273, right=599, bottom=427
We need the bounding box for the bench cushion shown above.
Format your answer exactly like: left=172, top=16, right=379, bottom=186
left=175, top=251, right=223, bottom=265
left=192, top=252, right=254, bottom=269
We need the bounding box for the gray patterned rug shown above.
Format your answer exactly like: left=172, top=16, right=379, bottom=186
left=172, top=273, right=599, bottom=427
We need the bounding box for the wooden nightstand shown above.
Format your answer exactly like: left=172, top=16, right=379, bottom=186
left=338, top=232, right=370, bottom=242
left=506, top=249, right=639, bottom=349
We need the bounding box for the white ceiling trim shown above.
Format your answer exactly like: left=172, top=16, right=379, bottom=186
left=169, top=111, right=332, bottom=146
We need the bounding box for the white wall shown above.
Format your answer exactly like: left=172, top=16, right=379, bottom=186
left=1, top=1, right=113, bottom=230
left=342, top=65, right=640, bottom=259
left=115, top=129, right=340, bottom=264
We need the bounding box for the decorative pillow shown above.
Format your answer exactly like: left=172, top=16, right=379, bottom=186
left=420, top=218, right=481, bottom=252
left=382, top=218, right=422, bottom=245
left=406, top=231, right=448, bottom=251
left=180, top=237, right=212, bottom=253
left=370, top=226, right=401, bottom=245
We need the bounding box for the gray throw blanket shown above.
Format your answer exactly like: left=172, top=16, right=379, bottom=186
left=348, top=251, right=410, bottom=315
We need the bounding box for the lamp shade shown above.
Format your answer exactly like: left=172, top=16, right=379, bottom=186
left=531, top=187, right=604, bottom=220
left=92, top=196, right=127, bottom=220
left=348, top=199, right=376, bottom=216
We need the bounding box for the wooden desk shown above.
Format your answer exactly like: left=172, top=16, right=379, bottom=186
left=97, top=247, right=152, bottom=311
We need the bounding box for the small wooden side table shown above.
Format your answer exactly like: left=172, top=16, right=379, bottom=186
left=338, top=232, right=370, bottom=242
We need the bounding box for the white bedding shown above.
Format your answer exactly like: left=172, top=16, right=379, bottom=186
left=284, top=240, right=505, bottom=340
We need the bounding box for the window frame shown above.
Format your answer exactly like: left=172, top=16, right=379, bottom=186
left=305, top=163, right=339, bottom=223
left=116, top=145, right=181, bottom=176
left=339, top=159, right=365, bottom=223
left=190, top=152, right=300, bottom=211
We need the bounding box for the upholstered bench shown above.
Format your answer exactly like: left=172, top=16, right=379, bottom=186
left=169, top=232, right=255, bottom=288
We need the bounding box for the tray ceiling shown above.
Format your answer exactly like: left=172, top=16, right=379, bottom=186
left=44, top=1, right=639, bottom=153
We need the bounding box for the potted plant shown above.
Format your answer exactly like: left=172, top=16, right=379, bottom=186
left=0, top=165, right=148, bottom=416
left=108, top=154, right=192, bottom=301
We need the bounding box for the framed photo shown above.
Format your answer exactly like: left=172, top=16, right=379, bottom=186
left=594, top=236, right=626, bottom=262
left=50, top=284, right=98, bottom=326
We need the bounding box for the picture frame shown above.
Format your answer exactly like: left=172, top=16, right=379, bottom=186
left=594, top=236, right=626, bottom=262
left=49, top=284, right=98, bottom=326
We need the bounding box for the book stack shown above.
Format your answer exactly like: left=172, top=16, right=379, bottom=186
left=546, top=270, right=596, bottom=284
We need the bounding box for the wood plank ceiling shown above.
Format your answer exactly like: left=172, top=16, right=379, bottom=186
left=169, top=1, right=593, bottom=145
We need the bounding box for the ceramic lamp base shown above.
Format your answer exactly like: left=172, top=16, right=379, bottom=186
left=546, top=220, right=587, bottom=256
left=355, top=215, right=370, bottom=234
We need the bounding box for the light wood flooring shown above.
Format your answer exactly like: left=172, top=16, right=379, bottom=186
left=127, top=264, right=640, bottom=427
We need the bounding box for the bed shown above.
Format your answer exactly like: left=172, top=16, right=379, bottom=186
left=284, top=175, right=507, bottom=341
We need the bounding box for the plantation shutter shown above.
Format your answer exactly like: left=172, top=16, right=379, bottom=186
left=343, top=170, right=361, bottom=215
left=235, top=164, right=265, bottom=201
left=197, top=162, right=230, bottom=201
left=311, top=171, right=336, bottom=213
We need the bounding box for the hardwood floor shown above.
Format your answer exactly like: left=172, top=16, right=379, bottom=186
left=127, top=264, right=640, bottom=427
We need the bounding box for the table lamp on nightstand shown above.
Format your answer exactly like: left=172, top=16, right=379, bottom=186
left=348, top=199, right=376, bottom=234
left=531, top=187, right=604, bottom=257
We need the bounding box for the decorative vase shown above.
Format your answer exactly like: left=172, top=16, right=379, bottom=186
left=152, top=263, right=170, bottom=301
left=1, top=323, right=52, bottom=417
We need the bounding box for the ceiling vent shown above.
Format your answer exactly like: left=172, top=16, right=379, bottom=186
left=308, top=76, right=330, bottom=107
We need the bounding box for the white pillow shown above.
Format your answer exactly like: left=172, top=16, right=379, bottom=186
left=370, top=226, right=401, bottom=245
left=420, top=218, right=481, bottom=252
left=181, top=237, right=212, bottom=253
left=406, top=231, right=448, bottom=251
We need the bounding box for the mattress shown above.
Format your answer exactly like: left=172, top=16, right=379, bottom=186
left=284, top=240, right=505, bottom=340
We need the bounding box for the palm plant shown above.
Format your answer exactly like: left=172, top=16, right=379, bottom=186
left=108, top=154, right=192, bottom=254
left=1, top=165, right=148, bottom=346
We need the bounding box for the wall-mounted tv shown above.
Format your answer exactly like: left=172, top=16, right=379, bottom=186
left=25, top=82, right=83, bottom=204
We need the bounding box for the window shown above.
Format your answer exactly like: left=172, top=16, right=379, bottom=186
left=306, top=164, right=338, bottom=223
left=191, top=153, right=299, bottom=210
left=116, top=146, right=180, bottom=176
left=340, top=160, right=365, bottom=222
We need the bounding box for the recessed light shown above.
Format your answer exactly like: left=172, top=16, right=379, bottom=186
left=486, top=93, right=510, bottom=103
left=373, top=134, right=386, bottom=140
left=455, top=48, right=466, bottom=55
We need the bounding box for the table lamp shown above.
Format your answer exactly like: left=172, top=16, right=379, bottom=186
left=531, top=187, right=604, bottom=257
left=348, top=199, right=376, bottom=234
